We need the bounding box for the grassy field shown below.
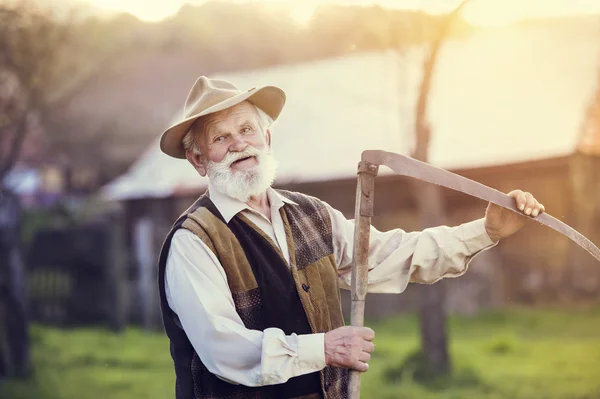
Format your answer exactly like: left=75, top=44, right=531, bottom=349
left=2, top=307, right=600, bottom=399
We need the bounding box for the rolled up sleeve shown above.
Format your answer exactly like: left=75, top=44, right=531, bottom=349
left=325, top=202, right=497, bottom=294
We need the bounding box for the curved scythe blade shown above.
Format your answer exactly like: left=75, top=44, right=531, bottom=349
left=362, top=150, right=600, bottom=263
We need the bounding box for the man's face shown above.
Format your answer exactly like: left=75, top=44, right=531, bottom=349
left=198, top=101, right=270, bottom=173
left=187, top=101, right=278, bottom=202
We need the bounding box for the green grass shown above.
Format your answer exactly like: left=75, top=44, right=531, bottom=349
left=2, top=307, right=600, bottom=399
left=362, top=306, right=600, bottom=398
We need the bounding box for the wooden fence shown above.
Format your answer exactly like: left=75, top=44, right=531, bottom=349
left=26, top=216, right=128, bottom=330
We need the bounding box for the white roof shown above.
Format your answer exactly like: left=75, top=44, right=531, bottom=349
left=103, top=20, right=600, bottom=201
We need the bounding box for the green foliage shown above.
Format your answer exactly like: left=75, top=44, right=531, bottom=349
left=2, top=307, right=600, bottom=399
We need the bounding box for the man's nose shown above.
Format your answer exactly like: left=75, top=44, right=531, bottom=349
left=229, top=134, right=248, bottom=152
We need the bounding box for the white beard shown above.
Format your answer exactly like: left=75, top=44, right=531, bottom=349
left=206, top=146, right=278, bottom=203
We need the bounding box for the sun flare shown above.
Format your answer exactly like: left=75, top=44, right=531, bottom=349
left=81, top=0, right=183, bottom=21
left=67, top=0, right=600, bottom=26
left=461, top=0, right=600, bottom=27
left=289, top=3, right=316, bottom=25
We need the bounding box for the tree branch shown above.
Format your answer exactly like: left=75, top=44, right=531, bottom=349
left=0, top=110, right=29, bottom=182
left=413, top=0, right=474, bottom=162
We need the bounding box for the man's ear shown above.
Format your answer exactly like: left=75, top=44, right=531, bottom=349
left=265, top=129, right=272, bottom=147
left=186, top=151, right=207, bottom=176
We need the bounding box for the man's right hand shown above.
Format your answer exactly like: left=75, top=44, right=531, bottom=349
left=324, top=326, right=375, bottom=372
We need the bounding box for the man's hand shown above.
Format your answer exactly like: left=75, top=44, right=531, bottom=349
left=324, top=326, right=375, bottom=372
left=485, top=189, right=546, bottom=242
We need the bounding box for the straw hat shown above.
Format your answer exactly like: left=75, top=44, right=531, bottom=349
left=160, top=76, right=286, bottom=159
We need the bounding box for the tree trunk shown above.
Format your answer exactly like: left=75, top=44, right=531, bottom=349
left=413, top=180, right=450, bottom=375
left=0, top=187, right=31, bottom=378
left=409, top=0, right=473, bottom=377
left=0, top=111, right=30, bottom=183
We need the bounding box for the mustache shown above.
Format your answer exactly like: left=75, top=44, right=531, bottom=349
left=219, top=146, right=263, bottom=167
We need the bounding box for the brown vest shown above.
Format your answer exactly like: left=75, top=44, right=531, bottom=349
left=157, top=190, right=349, bottom=399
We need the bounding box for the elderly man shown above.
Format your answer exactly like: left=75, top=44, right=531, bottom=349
left=157, top=76, right=544, bottom=399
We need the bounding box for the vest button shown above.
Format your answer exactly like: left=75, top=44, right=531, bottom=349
left=302, top=283, right=310, bottom=292
left=324, top=381, right=330, bottom=391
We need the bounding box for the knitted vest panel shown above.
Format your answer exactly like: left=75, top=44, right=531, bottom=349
left=157, top=190, right=348, bottom=399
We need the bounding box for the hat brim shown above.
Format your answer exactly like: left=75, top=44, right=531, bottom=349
left=160, top=85, right=286, bottom=159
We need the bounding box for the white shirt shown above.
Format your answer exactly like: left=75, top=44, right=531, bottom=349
left=165, top=185, right=495, bottom=387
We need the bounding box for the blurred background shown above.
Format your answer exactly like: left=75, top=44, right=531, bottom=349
left=1, top=0, right=600, bottom=398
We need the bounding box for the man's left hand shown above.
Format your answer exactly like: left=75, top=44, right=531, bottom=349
left=484, top=189, right=545, bottom=243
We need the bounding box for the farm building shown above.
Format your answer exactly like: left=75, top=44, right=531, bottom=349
left=102, top=19, right=600, bottom=326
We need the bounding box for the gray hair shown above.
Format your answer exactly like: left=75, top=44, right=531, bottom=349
left=182, top=104, right=273, bottom=156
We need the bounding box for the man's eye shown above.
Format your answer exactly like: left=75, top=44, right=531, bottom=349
left=241, top=127, right=251, bottom=134
left=214, top=136, right=225, bottom=142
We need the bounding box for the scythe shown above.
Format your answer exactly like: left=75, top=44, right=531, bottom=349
left=348, top=150, right=600, bottom=398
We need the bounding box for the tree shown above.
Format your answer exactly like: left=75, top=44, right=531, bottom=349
left=409, top=0, right=474, bottom=378
left=0, top=0, right=122, bottom=378
left=0, top=1, right=75, bottom=378
left=0, top=186, right=29, bottom=378
left=0, top=2, right=73, bottom=181
left=0, top=1, right=131, bottom=186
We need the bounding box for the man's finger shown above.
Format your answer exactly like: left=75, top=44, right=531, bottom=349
left=358, top=351, right=371, bottom=363
left=524, top=192, right=536, bottom=215
left=362, top=341, right=375, bottom=353
left=509, top=189, right=545, bottom=217
left=353, top=361, right=369, bottom=373
left=507, top=189, right=523, bottom=197
left=359, top=327, right=375, bottom=341
left=531, top=200, right=544, bottom=217
left=509, top=190, right=527, bottom=211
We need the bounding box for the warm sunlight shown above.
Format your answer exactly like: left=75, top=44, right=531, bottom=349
left=462, top=0, right=525, bottom=27
left=461, top=0, right=600, bottom=27
left=68, top=0, right=600, bottom=24
left=80, top=0, right=184, bottom=21
left=289, top=3, right=315, bottom=26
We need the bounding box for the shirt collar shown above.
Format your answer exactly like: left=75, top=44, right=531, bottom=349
left=208, top=183, right=297, bottom=223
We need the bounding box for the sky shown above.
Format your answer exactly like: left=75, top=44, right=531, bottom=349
left=58, top=0, right=600, bottom=26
